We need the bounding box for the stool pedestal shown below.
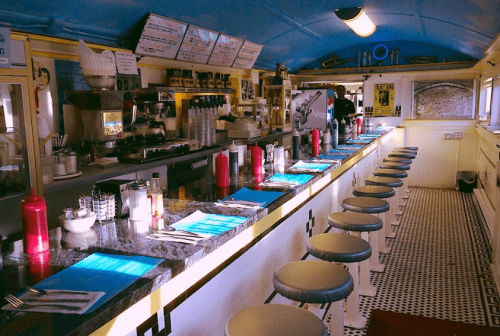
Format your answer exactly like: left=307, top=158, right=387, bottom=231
left=365, top=176, right=404, bottom=227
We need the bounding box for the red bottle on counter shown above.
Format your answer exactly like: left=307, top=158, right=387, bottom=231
left=250, top=144, right=263, bottom=176
left=357, top=118, right=362, bottom=135
left=21, top=188, right=49, bottom=253
left=215, top=150, right=229, bottom=187
left=311, top=128, right=320, bottom=157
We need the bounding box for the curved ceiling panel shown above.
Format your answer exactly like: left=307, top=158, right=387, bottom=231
left=0, top=0, right=499, bottom=72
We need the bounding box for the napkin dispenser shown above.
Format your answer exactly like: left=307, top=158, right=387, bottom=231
left=96, top=179, right=135, bottom=218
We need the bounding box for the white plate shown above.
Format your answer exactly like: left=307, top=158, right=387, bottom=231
left=53, top=170, right=83, bottom=180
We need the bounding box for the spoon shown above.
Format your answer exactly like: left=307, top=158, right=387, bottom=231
left=28, top=287, right=89, bottom=296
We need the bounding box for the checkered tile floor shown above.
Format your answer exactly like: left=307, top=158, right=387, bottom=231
left=342, top=187, right=500, bottom=336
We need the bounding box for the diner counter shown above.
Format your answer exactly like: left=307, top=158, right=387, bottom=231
left=0, top=127, right=401, bottom=336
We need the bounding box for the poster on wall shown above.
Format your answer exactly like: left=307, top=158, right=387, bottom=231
left=135, top=14, right=187, bottom=59
left=176, top=25, right=219, bottom=64
left=373, top=83, right=395, bottom=116
left=412, top=80, right=475, bottom=119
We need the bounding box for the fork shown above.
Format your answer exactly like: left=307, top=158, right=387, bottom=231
left=5, top=294, right=81, bottom=311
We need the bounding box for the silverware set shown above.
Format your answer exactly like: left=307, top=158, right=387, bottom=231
left=216, top=198, right=265, bottom=208
left=147, top=228, right=206, bottom=244
left=5, top=294, right=82, bottom=311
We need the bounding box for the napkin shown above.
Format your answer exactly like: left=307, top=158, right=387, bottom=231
left=171, top=211, right=247, bottom=237
left=14, top=253, right=163, bottom=313
left=218, top=187, right=284, bottom=208
left=267, top=173, right=313, bottom=185
left=288, top=160, right=331, bottom=172
left=2, top=289, right=105, bottom=315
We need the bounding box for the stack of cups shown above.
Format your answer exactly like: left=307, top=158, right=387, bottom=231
left=273, top=146, right=285, bottom=173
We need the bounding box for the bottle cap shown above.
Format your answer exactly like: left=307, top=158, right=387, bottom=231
left=24, top=188, right=42, bottom=203
left=229, top=140, right=238, bottom=152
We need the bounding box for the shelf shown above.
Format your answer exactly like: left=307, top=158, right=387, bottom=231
left=140, top=87, right=236, bottom=94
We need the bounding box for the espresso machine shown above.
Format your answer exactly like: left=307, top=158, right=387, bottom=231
left=65, top=90, right=124, bottom=157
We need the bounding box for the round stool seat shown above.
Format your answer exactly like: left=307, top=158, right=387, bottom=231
left=374, top=168, right=408, bottom=178
left=393, top=149, right=417, bottom=154
left=383, top=157, right=412, bottom=164
left=225, top=304, right=328, bottom=336
left=365, top=176, right=403, bottom=188
left=389, top=152, right=416, bottom=159
left=273, top=260, right=353, bottom=303
left=328, top=212, right=383, bottom=232
left=342, top=196, right=390, bottom=213
left=353, top=185, right=395, bottom=198
left=395, top=146, right=418, bottom=151
left=378, top=161, right=410, bottom=170
left=307, top=233, right=372, bottom=263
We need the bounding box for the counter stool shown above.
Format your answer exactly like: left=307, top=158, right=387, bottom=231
left=394, top=146, right=418, bottom=151
left=373, top=169, right=409, bottom=215
left=365, top=176, right=404, bottom=226
left=328, top=212, right=383, bottom=297
left=383, top=157, right=412, bottom=164
left=378, top=162, right=411, bottom=200
left=388, top=151, right=416, bottom=159
left=341, top=197, right=389, bottom=274
left=352, top=186, right=396, bottom=246
left=225, top=304, right=328, bottom=336
left=273, top=260, right=353, bottom=336
left=307, top=233, right=371, bottom=329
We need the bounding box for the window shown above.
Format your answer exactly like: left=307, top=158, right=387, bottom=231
left=478, top=78, right=492, bottom=120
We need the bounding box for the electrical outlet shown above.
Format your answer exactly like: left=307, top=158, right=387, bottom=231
left=453, top=132, right=462, bottom=139
left=444, top=133, right=453, bottom=140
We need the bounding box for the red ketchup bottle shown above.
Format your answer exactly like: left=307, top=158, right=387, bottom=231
left=215, top=150, right=229, bottom=187
left=357, top=117, right=362, bottom=135
left=311, top=128, right=320, bottom=157
left=250, top=144, right=263, bottom=177
left=21, top=188, right=49, bottom=254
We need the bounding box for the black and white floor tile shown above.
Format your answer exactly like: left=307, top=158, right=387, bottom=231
left=343, top=187, right=500, bottom=336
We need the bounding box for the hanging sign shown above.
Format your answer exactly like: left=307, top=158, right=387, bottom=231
left=0, top=28, right=11, bottom=68
left=176, top=25, right=219, bottom=64
left=135, top=14, right=187, bottom=59
left=208, top=34, right=244, bottom=67
left=232, top=41, right=263, bottom=69
left=373, top=83, right=395, bottom=116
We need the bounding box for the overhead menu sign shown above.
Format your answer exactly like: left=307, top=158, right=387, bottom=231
left=208, top=34, right=244, bottom=67
left=232, top=41, right=263, bottom=69
left=176, top=26, right=218, bottom=64
left=135, top=14, right=187, bottom=59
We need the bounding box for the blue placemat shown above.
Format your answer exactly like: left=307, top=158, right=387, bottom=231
left=338, top=144, right=363, bottom=149
left=290, top=161, right=331, bottom=172
left=33, top=253, right=163, bottom=313
left=346, top=138, right=372, bottom=143
left=172, top=211, right=247, bottom=237
left=328, top=149, right=356, bottom=155
left=223, top=187, right=284, bottom=207
left=269, top=173, right=313, bottom=185
left=317, top=154, right=348, bottom=160
left=359, top=134, right=379, bottom=138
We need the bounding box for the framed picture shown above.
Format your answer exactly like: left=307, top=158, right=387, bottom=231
left=240, top=78, right=257, bottom=103
left=412, top=79, right=476, bottom=119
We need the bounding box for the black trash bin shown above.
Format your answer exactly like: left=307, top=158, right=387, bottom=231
left=457, top=171, right=477, bottom=193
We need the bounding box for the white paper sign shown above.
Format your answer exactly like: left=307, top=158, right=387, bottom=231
left=176, top=26, right=218, bottom=64
left=232, top=41, right=263, bottom=69
left=135, top=14, right=187, bottom=59
left=115, top=52, right=138, bottom=75
left=251, top=70, right=259, bottom=84
left=0, top=28, right=11, bottom=68
left=208, top=34, right=244, bottom=67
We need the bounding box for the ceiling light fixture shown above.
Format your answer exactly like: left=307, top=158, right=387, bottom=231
left=335, top=7, right=376, bottom=37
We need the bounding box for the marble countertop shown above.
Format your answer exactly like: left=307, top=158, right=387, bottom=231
left=0, top=131, right=390, bottom=335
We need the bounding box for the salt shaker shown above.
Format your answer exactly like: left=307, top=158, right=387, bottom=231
left=65, top=150, right=77, bottom=174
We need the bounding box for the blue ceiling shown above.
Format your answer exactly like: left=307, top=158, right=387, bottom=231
left=1, top=0, right=499, bottom=72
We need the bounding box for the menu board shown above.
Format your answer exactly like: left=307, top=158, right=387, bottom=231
left=135, top=14, right=187, bottom=59
left=176, top=26, right=219, bottom=64
left=232, top=41, right=263, bottom=69
left=208, top=34, right=244, bottom=67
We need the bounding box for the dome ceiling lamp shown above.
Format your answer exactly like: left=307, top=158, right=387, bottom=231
left=335, top=7, right=376, bottom=37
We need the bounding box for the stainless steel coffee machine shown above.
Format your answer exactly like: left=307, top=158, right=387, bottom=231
left=65, top=90, right=124, bottom=156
